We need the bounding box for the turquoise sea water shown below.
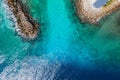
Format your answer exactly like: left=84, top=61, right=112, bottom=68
left=0, top=0, right=120, bottom=79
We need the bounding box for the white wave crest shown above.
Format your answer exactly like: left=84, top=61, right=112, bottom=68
left=0, top=56, right=61, bottom=80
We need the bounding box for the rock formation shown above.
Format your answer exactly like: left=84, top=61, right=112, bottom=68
left=7, top=0, right=39, bottom=40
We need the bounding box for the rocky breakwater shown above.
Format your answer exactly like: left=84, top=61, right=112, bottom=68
left=76, top=0, right=120, bottom=24
left=7, top=0, right=39, bottom=40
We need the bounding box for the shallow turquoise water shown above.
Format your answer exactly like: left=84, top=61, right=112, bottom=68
left=0, top=0, right=120, bottom=79
left=46, top=0, right=71, bottom=52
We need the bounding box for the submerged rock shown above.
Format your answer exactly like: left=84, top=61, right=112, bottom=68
left=7, top=0, right=39, bottom=40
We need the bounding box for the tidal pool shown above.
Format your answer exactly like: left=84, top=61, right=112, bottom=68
left=94, top=0, right=108, bottom=8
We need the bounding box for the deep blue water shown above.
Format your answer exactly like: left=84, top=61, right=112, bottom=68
left=0, top=0, right=120, bottom=80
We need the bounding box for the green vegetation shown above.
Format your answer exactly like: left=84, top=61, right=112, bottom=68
left=104, top=0, right=113, bottom=7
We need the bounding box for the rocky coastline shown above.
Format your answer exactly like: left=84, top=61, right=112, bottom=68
left=7, top=0, right=39, bottom=40
left=76, top=0, right=120, bottom=24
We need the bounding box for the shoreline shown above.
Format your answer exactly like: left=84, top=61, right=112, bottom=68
left=76, top=0, right=120, bottom=24
left=7, top=0, right=39, bottom=40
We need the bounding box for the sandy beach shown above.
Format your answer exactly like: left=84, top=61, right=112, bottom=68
left=76, top=0, right=120, bottom=24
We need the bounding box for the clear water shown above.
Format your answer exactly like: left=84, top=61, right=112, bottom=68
left=0, top=0, right=120, bottom=80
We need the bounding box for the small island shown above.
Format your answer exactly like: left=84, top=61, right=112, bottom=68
left=76, top=0, right=120, bottom=24
left=7, top=0, right=39, bottom=40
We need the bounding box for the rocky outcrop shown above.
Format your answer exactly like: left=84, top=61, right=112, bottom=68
left=7, top=0, right=39, bottom=40
left=76, top=0, right=120, bottom=24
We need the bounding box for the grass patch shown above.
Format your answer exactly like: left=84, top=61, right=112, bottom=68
left=104, top=0, right=114, bottom=7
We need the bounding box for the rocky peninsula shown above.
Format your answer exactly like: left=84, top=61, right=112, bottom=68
left=7, top=0, right=39, bottom=40
left=76, top=0, right=120, bottom=24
